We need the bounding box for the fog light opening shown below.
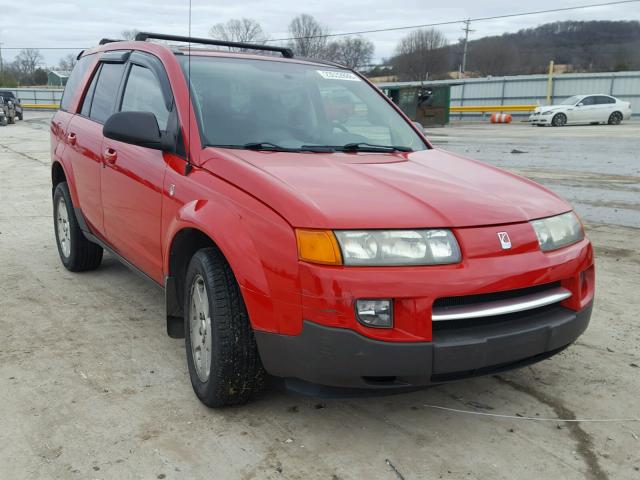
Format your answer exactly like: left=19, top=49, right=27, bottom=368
left=355, top=299, right=393, bottom=328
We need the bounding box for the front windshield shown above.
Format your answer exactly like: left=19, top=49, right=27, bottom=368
left=560, top=95, right=581, bottom=105
left=180, top=56, right=427, bottom=151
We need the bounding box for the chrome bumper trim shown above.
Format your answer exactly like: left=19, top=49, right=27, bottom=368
left=432, top=287, right=572, bottom=321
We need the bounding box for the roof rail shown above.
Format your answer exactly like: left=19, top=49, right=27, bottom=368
left=134, top=32, right=294, bottom=58
left=99, top=38, right=124, bottom=45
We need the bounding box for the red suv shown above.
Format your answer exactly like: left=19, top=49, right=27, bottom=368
left=51, top=33, right=594, bottom=407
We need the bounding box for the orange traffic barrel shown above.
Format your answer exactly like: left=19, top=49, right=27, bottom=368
left=490, top=113, right=512, bottom=123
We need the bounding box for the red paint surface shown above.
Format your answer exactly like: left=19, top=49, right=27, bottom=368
left=52, top=41, right=595, bottom=342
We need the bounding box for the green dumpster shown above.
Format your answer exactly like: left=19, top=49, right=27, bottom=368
left=380, top=84, right=451, bottom=126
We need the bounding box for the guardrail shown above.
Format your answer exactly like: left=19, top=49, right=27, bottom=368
left=23, top=103, right=60, bottom=110
left=449, top=105, right=537, bottom=113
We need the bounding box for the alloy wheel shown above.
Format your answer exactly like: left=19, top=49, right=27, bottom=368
left=189, top=274, right=212, bottom=382
left=56, top=196, right=71, bottom=258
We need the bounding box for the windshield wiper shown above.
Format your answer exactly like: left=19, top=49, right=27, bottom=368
left=243, top=142, right=296, bottom=152
left=341, top=142, right=413, bottom=153
left=242, top=142, right=334, bottom=153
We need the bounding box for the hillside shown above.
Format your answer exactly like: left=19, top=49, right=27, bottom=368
left=458, top=20, right=640, bottom=76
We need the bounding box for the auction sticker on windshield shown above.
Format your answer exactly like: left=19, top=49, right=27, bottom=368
left=317, top=70, right=361, bottom=81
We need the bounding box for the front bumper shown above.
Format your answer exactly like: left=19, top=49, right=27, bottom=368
left=528, top=113, right=552, bottom=124
left=255, top=301, right=593, bottom=389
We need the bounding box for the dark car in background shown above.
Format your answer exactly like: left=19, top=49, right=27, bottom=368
left=0, top=97, right=10, bottom=126
left=0, top=90, right=23, bottom=122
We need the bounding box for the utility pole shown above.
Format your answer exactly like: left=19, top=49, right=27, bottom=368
left=0, top=41, right=4, bottom=75
left=460, top=19, right=474, bottom=79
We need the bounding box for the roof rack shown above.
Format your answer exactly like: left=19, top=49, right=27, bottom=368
left=99, top=38, right=124, bottom=45
left=134, top=32, right=294, bottom=59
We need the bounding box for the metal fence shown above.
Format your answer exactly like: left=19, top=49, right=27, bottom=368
left=379, top=70, right=640, bottom=118
left=6, top=70, right=640, bottom=116
left=3, top=87, right=64, bottom=107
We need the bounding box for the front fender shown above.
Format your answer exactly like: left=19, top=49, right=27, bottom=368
left=162, top=170, right=303, bottom=335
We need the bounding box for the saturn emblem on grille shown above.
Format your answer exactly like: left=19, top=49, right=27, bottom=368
left=497, top=232, right=512, bottom=250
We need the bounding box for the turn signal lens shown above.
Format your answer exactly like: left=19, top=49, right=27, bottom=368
left=295, top=229, right=343, bottom=265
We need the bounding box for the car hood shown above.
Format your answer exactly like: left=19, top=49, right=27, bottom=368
left=200, top=147, right=571, bottom=229
left=533, top=105, right=568, bottom=113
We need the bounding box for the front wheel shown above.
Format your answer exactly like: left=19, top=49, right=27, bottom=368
left=184, top=248, right=265, bottom=407
left=551, top=113, right=567, bottom=127
left=53, top=182, right=103, bottom=271
left=608, top=111, right=623, bottom=125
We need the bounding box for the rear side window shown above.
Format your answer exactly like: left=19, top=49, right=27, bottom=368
left=596, top=96, right=615, bottom=104
left=60, top=55, right=94, bottom=112
left=89, top=63, right=125, bottom=124
left=80, top=66, right=101, bottom=117
left=120, top=64, right=170, bottom=130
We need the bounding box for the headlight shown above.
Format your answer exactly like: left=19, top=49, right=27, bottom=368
left=541, top=110, right=554, bottom=115
left=530, top=212, right=584, bottom=251
left=334, top=229, right=461, bottom=266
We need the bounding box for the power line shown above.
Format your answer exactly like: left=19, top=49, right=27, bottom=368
left=1, top=0, right=639, bottom=50
left=266, top=0, right=640, bottom=41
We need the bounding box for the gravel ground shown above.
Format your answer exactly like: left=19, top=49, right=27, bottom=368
left=1, top=113, right=639, bottom=480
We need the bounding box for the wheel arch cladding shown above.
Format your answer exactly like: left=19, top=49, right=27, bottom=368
left=164, top=198, right=302, bottom=336
left=52, top=161, right=67, bottom=192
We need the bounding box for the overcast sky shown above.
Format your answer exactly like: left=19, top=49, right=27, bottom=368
left=1, top=0, right=639, bottom=66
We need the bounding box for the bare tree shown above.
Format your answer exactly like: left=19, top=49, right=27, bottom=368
left=57, top=53, right=77, bottom=72
left=121, top=29, right=140, bottom=40
left=288, top=14, right=329, bottom=58
left=391, top=29, right=448, bottom=80
left=209, top=18, right=267, bottom=46
left=467, top=37, right=519, bottom=76
left=328, top=36, right=375, bottom=70
left=15, top=48, right=44, bottom=79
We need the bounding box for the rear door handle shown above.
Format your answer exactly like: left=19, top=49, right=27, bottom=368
left=67, top=132, right=77, bottom=145
left=103, top=148, right=118, bottom=165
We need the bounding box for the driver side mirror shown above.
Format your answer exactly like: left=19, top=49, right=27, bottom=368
left=413, top=121, right=424, bottom=132
left=103, top=111, right=165, bottom=150
left=577, top=102, right=584, bottom=107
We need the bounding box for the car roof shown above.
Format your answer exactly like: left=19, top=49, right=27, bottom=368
left=82, top=40, right=348, bottom=70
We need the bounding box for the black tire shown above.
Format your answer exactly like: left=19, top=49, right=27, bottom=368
left=184, top=248, right=265, bottom=407
left=551, top=113, right=567, bottom=127
left=17, top=112, right=23, bottom=121
left=53, top=182, right=103, bottom=271
left=0, top=116, right=6, bottom=127
left=608, top=111, right=623, bottom=125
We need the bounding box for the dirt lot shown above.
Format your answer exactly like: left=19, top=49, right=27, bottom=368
left=1, top=114, right=639, bottom=480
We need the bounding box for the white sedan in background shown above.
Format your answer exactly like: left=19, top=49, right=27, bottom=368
left=529, top=94, right=632, bottom=127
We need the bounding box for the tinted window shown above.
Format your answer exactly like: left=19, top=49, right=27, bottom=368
left=80, top=65, right=101, bottom=117
left=580, top=96, right=596, bottom=106
left=60, top=55, right=94, bottom=112
left=596, top=95, right=615, bottom=104
left=120, top=64, right=170, bottom=130
left=89, top=63, right=125, bottom=124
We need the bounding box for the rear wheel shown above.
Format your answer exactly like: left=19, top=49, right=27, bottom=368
left=608, top=111, right=623, bottom=125
left=17, top=111, right=23, bottom=121
left=53, top=182, right=103, bottom=271
left=184, top=248, right=265, bottom=407
left=551, top=113, right=567, bottom=127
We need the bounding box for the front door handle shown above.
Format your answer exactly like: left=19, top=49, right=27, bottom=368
left=104, top=148, right=118, bottom=165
